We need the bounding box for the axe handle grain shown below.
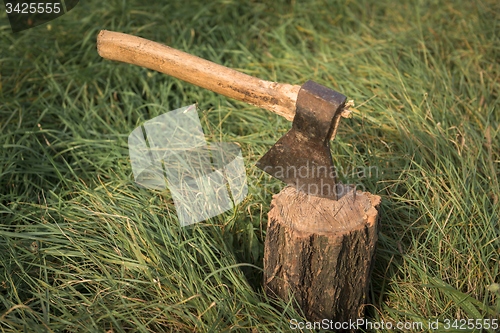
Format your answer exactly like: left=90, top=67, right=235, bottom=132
left=97, top=30, right=300, bottom=122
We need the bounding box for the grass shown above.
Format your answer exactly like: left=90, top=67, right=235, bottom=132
left=1, top=0, right=499, bottom=331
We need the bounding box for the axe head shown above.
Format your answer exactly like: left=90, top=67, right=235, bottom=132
left=256, top=80, right=347, bottom=200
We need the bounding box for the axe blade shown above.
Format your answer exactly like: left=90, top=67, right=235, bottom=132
left=256, top=81, right=347, bottom=199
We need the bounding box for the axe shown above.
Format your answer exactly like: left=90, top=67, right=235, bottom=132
left=97, top=30, right=350, bottom=199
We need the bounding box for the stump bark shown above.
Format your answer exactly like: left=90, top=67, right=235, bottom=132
left=263, top=184, right=381, bottom=330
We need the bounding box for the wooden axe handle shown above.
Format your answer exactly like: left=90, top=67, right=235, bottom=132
left=97, top=30, right=300, bottom=122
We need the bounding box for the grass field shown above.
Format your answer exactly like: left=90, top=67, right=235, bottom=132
left=1, top=0, right=499, bottom=332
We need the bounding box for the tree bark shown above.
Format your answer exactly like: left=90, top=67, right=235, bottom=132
left=263, top=184, right=381, bottom=331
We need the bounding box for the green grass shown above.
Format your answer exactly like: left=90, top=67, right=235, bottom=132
left=1, top=0, right=499, bottom=331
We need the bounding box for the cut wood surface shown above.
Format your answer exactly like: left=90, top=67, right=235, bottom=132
left=263, top=185, right=381, bottom=331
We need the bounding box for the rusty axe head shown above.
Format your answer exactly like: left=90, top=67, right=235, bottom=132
left=256, top=80, right=347, bottom=200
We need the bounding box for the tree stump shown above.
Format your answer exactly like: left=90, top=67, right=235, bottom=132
left=263, top=184, right=381, bottom=330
